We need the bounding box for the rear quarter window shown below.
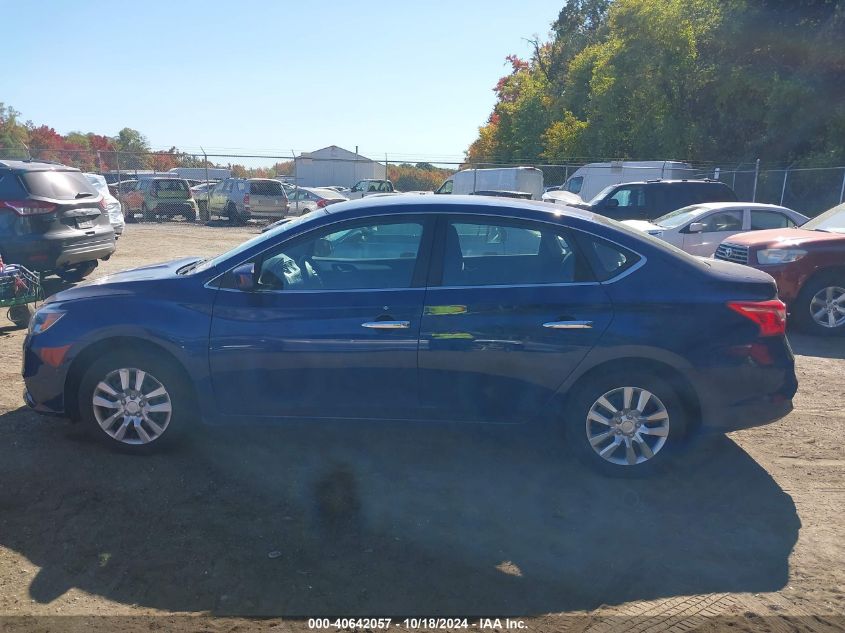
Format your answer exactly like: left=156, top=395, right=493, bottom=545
left=0, top=173, right=27, bottom=198
left=20, top=170, right=97, bottom=200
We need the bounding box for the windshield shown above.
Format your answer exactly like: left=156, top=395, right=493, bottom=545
left=654, top=205, right=710, bottom=229
left=801, top=202, right=845, bottom=233
left=588, top=185, right=616, bottom=205
left=190, top=212, right=324, bottom=274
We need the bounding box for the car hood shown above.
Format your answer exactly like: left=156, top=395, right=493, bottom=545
left=724, top=228, right=845, bottom=248
left=46, top=257, right=200, bottom=303
left=622, top=220, right=664, bottom=234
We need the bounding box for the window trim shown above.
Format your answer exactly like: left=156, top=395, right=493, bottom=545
left=207, top=210, right=647, bottom=292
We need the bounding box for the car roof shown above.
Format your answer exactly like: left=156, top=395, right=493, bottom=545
left=0, top=159, right=81, bottom=173
left=687, top=201, right=792, bottom=211
left=323, top=193, right=596, bottom=222
left=616, top=179, right=728, bottom=186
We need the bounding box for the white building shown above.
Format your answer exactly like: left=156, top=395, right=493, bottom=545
left=294, top=145, right=386, bottom=187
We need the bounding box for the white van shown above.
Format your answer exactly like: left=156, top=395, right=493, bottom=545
left=562, top=161, right=696, bottom=202
left=435, top=167, right=544, bottom=200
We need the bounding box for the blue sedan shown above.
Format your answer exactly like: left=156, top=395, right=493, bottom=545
left=23, top=196, right=797, bottom=474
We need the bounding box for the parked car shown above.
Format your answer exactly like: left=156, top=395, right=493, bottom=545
left=623, top=202, right=808, bottom=257
left=121, top=177, right=198, bottom=222
left=569, top=179, right=738, bottom=221
left=347, top=179, right=397, bottom=199
left=23, top=195, right=796, bottom=476
left=286, top=187, right=347, bottom=215
left=715, top=201, right=845, bottom=335
left=190, top=182, right=215, bottom=214
left=85, top=173, right=125, bottom=237
left=435, top=167, right=544, bottom=200
left=207, top=178, right=289, bottom=224
left=322, top=185, right=350, bottom=194
left=109, top=179, right=138, bottom=198
left=562, top=161, right=697, bottom=202
left=0, top=160, right=115, bottom=281
left=541, top=190, right=586, bottom=206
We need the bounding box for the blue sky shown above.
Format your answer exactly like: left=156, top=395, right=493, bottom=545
left=3, top=1, right=559, bottom=163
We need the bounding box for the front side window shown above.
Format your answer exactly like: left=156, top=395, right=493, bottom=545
left=251, top=219, right=426, bottom=291
left=441, top=217, right=589, bottom=286
left=566, top=176, right=583, bottom=194
left=608, top=185, right=644, bottom=208
left=700, top=210, right=743, bottom=232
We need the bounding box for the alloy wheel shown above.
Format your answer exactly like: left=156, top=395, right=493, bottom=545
left=585, top=386, right=670, bottom=466
left=92, top=367, right=172, bottom=445
left=810, top=285, right=845, bottom=329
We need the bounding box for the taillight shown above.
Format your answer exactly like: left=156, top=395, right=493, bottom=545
left=243, top=194, right=250, bottom=208
left=316, top=198, right=328, bottom=208
left=98, top=198, right=106, bottom=212
left=727, top=299, right=787, bottom=337
left=1, top=200, right=57, bottom=216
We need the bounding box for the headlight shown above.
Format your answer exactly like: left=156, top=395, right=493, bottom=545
left=28, top=308, right=65, bottom=334
left=756, top=248, right=807, bottom=265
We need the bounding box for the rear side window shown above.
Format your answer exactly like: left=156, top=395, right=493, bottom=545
left=692, top=182, right=737, bottom=203
left=20, top=170, right=97, bottom=200
left=576, top=233, right=641, bottom=282
left=249, top=180, right=285, bottom=196
left=442, top=217, right=592, bottom=286
left=750, top=210, right=794, bottom=230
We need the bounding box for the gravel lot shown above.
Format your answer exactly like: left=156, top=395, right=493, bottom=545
left=0, top=223, right=843, bottom=632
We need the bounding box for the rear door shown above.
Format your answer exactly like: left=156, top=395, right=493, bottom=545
left=418, top=214, right=615, bottom=422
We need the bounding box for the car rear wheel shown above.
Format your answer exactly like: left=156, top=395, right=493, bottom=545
left=78, top=351, right=190, bottom=453
left=793, top=275, right=845, bottom=336
left=564, top=371, right=687, bottom=477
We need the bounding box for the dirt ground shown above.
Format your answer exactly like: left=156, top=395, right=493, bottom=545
left=0, top=222, right=843, bottom=632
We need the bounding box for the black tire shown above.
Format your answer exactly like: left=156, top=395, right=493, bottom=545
left=125, top=212, right=139, bottom=224
left=8, top=303, right=34, bottom=328
left=141, top=204, right=155, bottom=222
left=792, top=274, right=845, bottom=336
left=77, top=350, right=192, bottom=453
left=563, top=370, right=688, bottom=477
left=227, top=203, right=246, bottom=226
left=183, top=210, right=197, bottom=222
left=56, top=260, right=97, bottom=283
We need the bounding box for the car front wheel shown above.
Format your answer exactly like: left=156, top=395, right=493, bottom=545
left=795, top=275, right=845, bottom=335
left=565, top=371, right=687, bottom=476
left=78, top=351, right=189, bottom=452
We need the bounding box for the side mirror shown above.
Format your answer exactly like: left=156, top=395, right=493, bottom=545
left=232, top=262, right=255, bottom=291
left=604, top=198, right=619, bottom=209
left=687, top=222, right=706, bottom=233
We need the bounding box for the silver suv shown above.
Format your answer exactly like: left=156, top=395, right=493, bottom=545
left=207, top=178, right=289, bottom=225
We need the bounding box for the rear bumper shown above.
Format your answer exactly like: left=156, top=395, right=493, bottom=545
left=151, top=200, right=197, bottom=217
left=2, top=229, right=115, bottom=272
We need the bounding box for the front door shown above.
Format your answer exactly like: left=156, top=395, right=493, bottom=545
left=209, top=215, right=434, bottom=419
left=682, top=209, right=746, bottom=256
left=418, top=215, right=615, bottom=421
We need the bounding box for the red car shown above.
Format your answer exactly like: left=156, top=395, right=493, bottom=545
left=715, top=202, right=845, bottom=335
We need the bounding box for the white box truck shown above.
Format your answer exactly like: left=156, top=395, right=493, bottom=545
left=435, top=167, right=544, bottom=200
left=561, top=161, right=696, bottom=202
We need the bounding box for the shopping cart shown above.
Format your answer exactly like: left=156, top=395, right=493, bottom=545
left=0, top=262, right=43, bottom=328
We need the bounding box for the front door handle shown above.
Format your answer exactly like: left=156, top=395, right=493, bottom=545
left=543, top=320, right=594, bottom=329
left=362, top=320, right=410, bottom=330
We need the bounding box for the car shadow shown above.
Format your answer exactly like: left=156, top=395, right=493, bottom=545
left=0, top=409, right=799, bottom=616
left=788, top=332, right=845, bottom=359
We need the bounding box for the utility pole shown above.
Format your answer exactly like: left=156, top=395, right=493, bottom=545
left=752, top=158, right=761, bottom=202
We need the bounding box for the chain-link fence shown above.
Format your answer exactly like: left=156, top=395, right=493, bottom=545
left=3, top=144, right=845, bottom=218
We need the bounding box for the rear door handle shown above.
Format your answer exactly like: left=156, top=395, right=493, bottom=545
left=543, top=320, right=593, bottom=329
left=362, top=321, right=410, bottom=330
